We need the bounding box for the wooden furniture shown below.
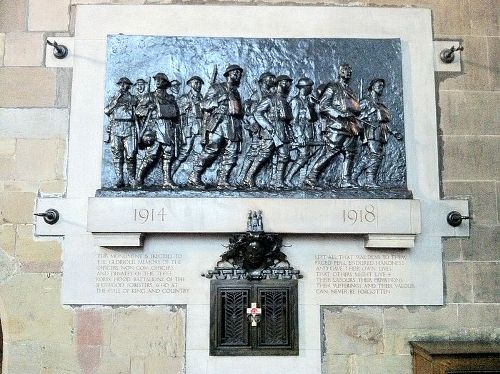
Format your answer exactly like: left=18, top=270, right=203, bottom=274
left=410, top=341, right=500, bottom=374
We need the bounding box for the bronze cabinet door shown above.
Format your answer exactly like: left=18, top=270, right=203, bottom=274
left=210, top=279, right=298, bottom=356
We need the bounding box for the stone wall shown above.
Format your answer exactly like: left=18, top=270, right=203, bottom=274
left=0, top=1, right=498, bottom=373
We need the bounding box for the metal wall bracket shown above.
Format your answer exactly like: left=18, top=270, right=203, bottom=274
left=45, top=37, right=74, bottom=68
left=434, top=40, right=462, bottom=72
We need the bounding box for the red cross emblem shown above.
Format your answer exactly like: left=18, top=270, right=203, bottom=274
left=246, top=302, right=262, bottom=327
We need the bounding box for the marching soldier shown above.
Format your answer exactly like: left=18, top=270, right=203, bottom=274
left=172, top=75, right=205, bottom=174
left=238, top=72, right=276, bottom=186
left=187, top=64, right=244, bottom=189
left=104, top=77, right=138, bottom=188
left=244, top=75, right=294, bottom=189
left=304, top=64, right=362, bottom=188
left=134, top=78, right=151, bottom=131
left=135, top=72, right=180, bottom=189
left=354, top=78, right=403, bottom=187
left=285, top=77, right=318, bottom=187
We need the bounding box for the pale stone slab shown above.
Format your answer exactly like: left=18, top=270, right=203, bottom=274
left=28, top=0, right=71, bottom=31
left=0, top=109, right=69, bottom=139
left=87, top=198, right=421, bottom=235
left=3, top=32, right=45, bottom=67
left=0, top=67, right=57, bottom=107
left=0, top=33, right=5, bottom=66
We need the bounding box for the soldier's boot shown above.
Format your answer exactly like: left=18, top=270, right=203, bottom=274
left=303, top=154, right=332, bottom=189
left=112, top=160, right=125, bottom=188
left=162, top=159, right=178, bottom=189
left=187, top=160, right=206, bottom=188
left=127, top=162, right=138, bottom=189
left=242, top=159, right=262, bottom=189
left=284, top=163, right=301, bottom=188
left=238, top=157, right=254, bottom=186
left=272, top=162, right=287, bottom=189
left=216, top=165, right=236, bottom=190
left=364, top=157, right=381, bottom=188
left=340, top=157, right=357, bottom=188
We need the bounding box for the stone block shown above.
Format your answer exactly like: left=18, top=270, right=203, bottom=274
left=71, top=0, right=145, bottom=3
left=351, top=354, right=412, bottom=374
left=40, top=342, right=80, bottom=373
left=110, top=306, right=185, bottom=357
left=438, top=91, right=500, bottom=136
left=144, top=355, right=185, bottom=374
left=3, top=32, right=45, bottom=66
left=3, top=341, right=43, bottom=374
left=0, top=0, right=28, bottom=32
left=39, top=179, right=66, bottom=194
left=0, top=157, right=15, bottom=180
left=131, top=356, right=145, bottom=374
left=0, top=246, right=16, bottom=282
left=470, top=0, right=499, bottom=36
left=384, top=305, right=458, bottom=329
left=473, top=262, right=500, bottom=303
left=442, top=238, right=462, bottom=261
left=462, top=224, right=499, bottom=261
left=441, top=135, right=500, bottom=180
left=0, top=33, right=5, bottom=65
left=321, top=354, right=351, bottom=374
left=74, top=307, right=112, bottom=347
left=457, top=304, right=500, bottom=328
left=443, top=181, right=498, bottom=224
left=0, top=67, right=57, bottom=107
left=322, top=307, right=383, bottom=355
left=0, top=139, right=16, bottom=156
left=0, top=273, right=73, bottom=345
left=444, top=262, right=473, bottom=303
left=439, top=36, right=494, bottom=91
left=14, top=139, right=65, bottom=181
left=411, top=0, right=470, bottom=37
left=3, top=180, right=40, bottom=193
left=94, top=352, right=130, bottom=374
left=0, top=223, right=16, bottom=256
left=15, top=224, right=62, bottom=273
left=0, top=108, right=69, bottom=139
left=28, top=0, right=71, bottom=31
left=487, top=37, right=499, bottom=90
left=55, top=68, right=73, bottom=107
left=0, top=191, right=36, bottom=224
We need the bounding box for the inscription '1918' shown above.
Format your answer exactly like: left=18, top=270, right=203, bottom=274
left=343, top=205, right=376, bottom=224
left=134, top=208, right=167, bottom=223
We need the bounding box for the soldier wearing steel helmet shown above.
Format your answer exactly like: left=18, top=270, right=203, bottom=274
left=304, top=63, right=362, bottom=189
left=353, top=78, right=403, bottom=187
left=285, top=77, right=319, bottom=187
left=104, top=77, right=138, bottom=188
left=244, top=74, right=294, bottom=189
left=187, top=64, right=244, bottom=189
left=135, top=72, right=180, bottom=189
left=238, top=71, right=276, bottom=186
left=172, top=75, right=205, bottom=174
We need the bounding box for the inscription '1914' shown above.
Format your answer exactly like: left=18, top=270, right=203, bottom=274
left=343, top=204, right=376, bottom=224
left=134, top=208, right=167, bottom=223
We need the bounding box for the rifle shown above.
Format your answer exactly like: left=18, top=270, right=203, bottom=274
left=200, top=65, right=218, bottom=145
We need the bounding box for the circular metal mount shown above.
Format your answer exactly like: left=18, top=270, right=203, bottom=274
left=46, top=40, right=68, bottom=59
left=440, top=45, right=464, bottom=64
left=447, top=211, right=470, bottom=227
left=34, top=209, right=60, bottom=225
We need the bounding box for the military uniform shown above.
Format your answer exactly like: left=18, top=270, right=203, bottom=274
left=285, top=78, right=318, bottom=186
left=104, top=77, right=138, bottom=188
left=174, top=81, right=204, bottom=172
left=305, top=73, right=361, bottom=188
left=244, top=76, right=293, bottom=188
left=188, top=65, right=244, bottom=188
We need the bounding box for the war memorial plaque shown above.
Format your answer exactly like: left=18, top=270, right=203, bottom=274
left=34, top=4, right=470, bottom=371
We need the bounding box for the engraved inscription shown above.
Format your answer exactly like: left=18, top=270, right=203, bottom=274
left=95, top=252, right=188, bottom=295
left=342, top=204, right=376, bottom=224
left=314, top=253, right=414, bottom=296
left=133, top=207, right=167, bottom=223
